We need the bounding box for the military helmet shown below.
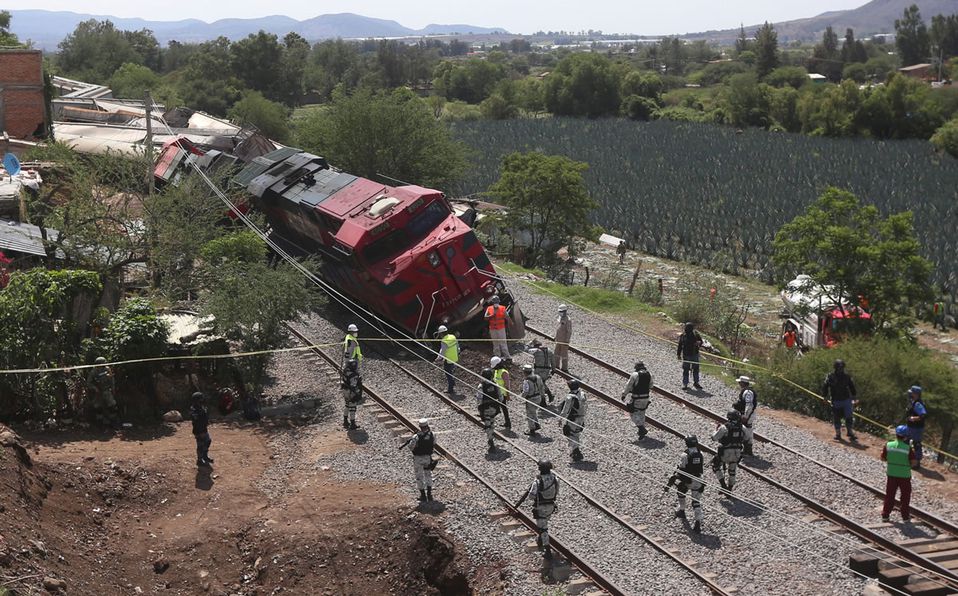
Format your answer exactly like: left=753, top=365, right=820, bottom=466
left=192, top=391, right=204, bottom=402
left=727, top=410, right=741, bottom=423
left=685, top=435, right=698, bottom=447
left=834, top=359, right=845, bottom=370
left=345, top=358, right=358, bottom=371
left=480, top=367, right=494, bottom=380
left=530, top=339, right=542, bottom=348
left=94, top=356, right=107, bottom=365
left=538, top=459, right=553, bottom=474
left=635, top=361, right=645, bottom=371
left=567, top=378, right=580, bottom=391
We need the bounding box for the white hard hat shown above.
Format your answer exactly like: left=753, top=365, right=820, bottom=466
left=437, top=325, right=448, bottom=334
left=558, top=304, right=568, bottom=312
left=490, top=356, right=502, bottom=368
left=737, top=376, right=751, bottom=384
left=347, top=324, right=358, bottom=333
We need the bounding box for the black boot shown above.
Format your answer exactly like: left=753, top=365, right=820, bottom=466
left=743, top=442, right=753, bottom=456
left=571, top=448, right=583, bottom=462
left=426, top=487, right=433, bottom=501
left=343, top=416, right=349, bottom=429
left=693, top=521, right=701, bottom=534
left=638, top=426, right=648, bottom=440
left=349, top=421, right=358, bottom=430
left=675, top=510, right=686, bottom=519
left=719, top=478, right=729, bottom=491
left=419, top=490, right=427, bottom=502
left=487, top=439, right=495, bottom=452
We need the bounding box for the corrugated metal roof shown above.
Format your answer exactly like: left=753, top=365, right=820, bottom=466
left=232, top=147, right=301, bottom=187
left=0, top=219, right=54, bottom=257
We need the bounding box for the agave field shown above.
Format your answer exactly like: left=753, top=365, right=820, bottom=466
left=451, top=119, right=958, bottom=297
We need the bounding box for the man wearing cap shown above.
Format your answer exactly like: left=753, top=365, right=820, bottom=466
left=521, top=364, right=546, bottom=436
left=401, top=419, right=436, bottom=502
left=190, top=391, right=214, bottom=468
left=622, top=361, right=652, bottom=441
left=491, top=356, right=512, bottom=429
left=905, top=386, right=928, bottom=468
left=527, top=339, right=556, bottom=403
left=555, top=305, right=572, bottom=372
left=434, top=325, right=460, bottom=394
left=343, top=324, right=362, bottom=369
left=881, top=425, right=917, bottom=522
left=485, top=295, right=509, bottom=360
left=734, top=376, right=758, bottom=456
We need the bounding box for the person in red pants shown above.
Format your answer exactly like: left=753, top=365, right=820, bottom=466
left=880, top=425, right=917, bottom=522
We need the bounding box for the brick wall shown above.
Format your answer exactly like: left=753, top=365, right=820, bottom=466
left=0, top=50, right=47, bottom=140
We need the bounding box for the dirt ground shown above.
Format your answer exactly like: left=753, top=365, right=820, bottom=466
left=0, top=417, right=499, bottom=596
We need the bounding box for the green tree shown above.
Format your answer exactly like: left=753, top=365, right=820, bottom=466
left=543, top=53, right=621, bottom=117
left=765, top=66, right=808, bottom=89
left=57, top=20, right=159, bottom=82
left=811, top=26, right=843, bottom=82
left=772, top=187, right=932, bottom=334
left=230, top=31, right=284, bottom=99
left=896, top=4, right=931, bottom=66
left=109, top=62, right=160, bottom=99
left=931, top=117, right=958, bottom=158
left=433, top=58, right=507, bottom=104
left=622, top=95, right=658, bottom=121
left=488, top=152, right=600, bottom=267
left=841, top=28, right=869, bottom=64
left=295, top=87, right=467, bottom=189
left=1, top=10, right=21, bottom=46
left=931, top=15, right=958, bottom=63
left=228, top=91, right=290, bottom=142
left=480, top=93, right=518, bottom=119
left=178, top=37, right=244, bottom=115
left=723, top=73, right=770, bottom=127
left=620, top=71, right=663, bottom=100
left=198, top=232, right=315, bottom=396
left=277, top=32, right=310, bottom=106
left=754, top=22, right=780, bottom=79
left=734, top=24, right=751, bottom=56
left=305, top=39, right=363, bottom=101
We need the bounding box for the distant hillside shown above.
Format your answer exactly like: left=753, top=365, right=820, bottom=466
left=7, top=10, right=508, bottom=49
left=686, top=0, right=958, bottom=43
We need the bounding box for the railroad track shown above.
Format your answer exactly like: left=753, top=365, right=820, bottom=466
left=287, top=322, right=732, bottom=596
left=285, top=324, right=626, bottom=596
left=525, top=323, right=958, bottom=595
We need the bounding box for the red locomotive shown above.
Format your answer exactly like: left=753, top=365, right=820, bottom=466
left=234, top=148, right=518, bottom=337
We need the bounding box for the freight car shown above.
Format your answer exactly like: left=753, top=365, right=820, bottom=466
left=234, top=147, right=522, bottom=338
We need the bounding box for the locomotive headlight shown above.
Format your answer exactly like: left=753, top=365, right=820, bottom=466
left=428, top=251, right=441, bottom=267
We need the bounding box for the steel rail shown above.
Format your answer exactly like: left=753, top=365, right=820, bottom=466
left=524, top=325, right=958, bottom=588
left=524, top=323, right=958, bottom=538
left=286, top=324, right=628, bottom=596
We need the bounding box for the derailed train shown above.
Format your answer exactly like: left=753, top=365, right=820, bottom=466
left=233, top=147, right=522, bottom=338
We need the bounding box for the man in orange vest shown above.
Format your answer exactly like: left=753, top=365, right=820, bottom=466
left=485, top=295, right=510, bottom=360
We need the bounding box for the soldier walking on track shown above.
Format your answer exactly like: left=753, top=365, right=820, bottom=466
left=555, top=305, right=572, bottom=372
left=677, top=323, right=703, bottom=390
left=521, top=364, right=546, bottom=437
left=515, top=459, right=559, bottom=558
left=711, top=410, right=745, bottom=493
left=559, top=379, right=587, bottom=461
left=622, top=361, right=652, bottom=441
left=527, top=339, right=556, bottom=402
left=477, top=368, right=502, bottom=452
left=485, top=295, right=510, bottom=360
left=400, top=419, right=437, bottom=502
left=881, top=425, right=916, bottom=522
left=822, top=359, right=858, bottom=442
left=734, top=376, right=757, bottom=456
left=665, top=435, right=705, bottom=533
left=341, top=358, right=363, bottom=430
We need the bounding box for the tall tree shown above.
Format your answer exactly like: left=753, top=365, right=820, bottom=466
left=57, top=20, right=158, bottom=83
left=841, top=28, right=869, bottom=64
left=895, top=4, right=931, bottom=66
left=542, top=52, right=621, bottom=117
left=930, top=14, right=958, bottom=66
left=754, top=22, right=779, bottom=79
left=0, top=10, right=21, bottom=46
left=488, top=152, right=600, bottom=268
left=734, top=24, right=751, bottom=56
left=295, top=87, right=467, bottom=190
left=230, top=31, right=284, bottom=100
left=811, top=26, right=843, bottom=82
left=772, top=187, right=932, bottom=334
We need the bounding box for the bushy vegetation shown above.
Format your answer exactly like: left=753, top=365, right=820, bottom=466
left=451, top=118, right=958, bottom=297
left=765, top=338, right=958, bottom=456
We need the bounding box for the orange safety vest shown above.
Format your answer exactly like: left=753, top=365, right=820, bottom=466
left=485, top=305, right=507, bottom=330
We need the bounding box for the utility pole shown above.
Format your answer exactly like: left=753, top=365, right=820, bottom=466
left=144, top=90, right=154, bottom=196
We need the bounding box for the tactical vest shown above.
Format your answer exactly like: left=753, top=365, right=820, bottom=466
left=412, top=431, right=435, bottom=456
left=681, top=447, right=704, bottom=477
left=906, top=400, right=926, bottom=428
left=825, top=373, right=853, bottom=401
left=534, top=474, right=558, bottom=506
left=630, top=370, right=652, bottom=396
left=524, top=375, right=542, bottom=398
left=480, top=382, right=501, bottom=412
left=720, top=422, right=744, bottom=447
left=343, top=372, right=362, bottom=401
left=736, top=388, right=757, bottom=420
left=567, top=391, right=583, bottom=419
left=533, top=348, right=551, bottom=370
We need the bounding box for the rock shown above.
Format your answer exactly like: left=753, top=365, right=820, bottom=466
left=30, top=539, right=47, bottom=556
left=153, top=557, right=170, bottom=574
left=162, top=410, right=183, bottom=423
left=42, top=577, right=67, bottom=593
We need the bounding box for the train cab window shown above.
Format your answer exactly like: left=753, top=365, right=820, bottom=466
left=320, top=213, right=343, bottom=235
left=360, top=201, right=449, bottom=265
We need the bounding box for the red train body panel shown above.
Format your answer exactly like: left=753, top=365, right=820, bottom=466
left=235, top=148, right=505, bottom=336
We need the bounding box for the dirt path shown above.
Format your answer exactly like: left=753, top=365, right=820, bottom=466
left=4, top=417, right=484, bottom=596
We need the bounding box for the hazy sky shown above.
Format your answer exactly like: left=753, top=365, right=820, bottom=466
left=18, top=0, right=870, bottom=34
